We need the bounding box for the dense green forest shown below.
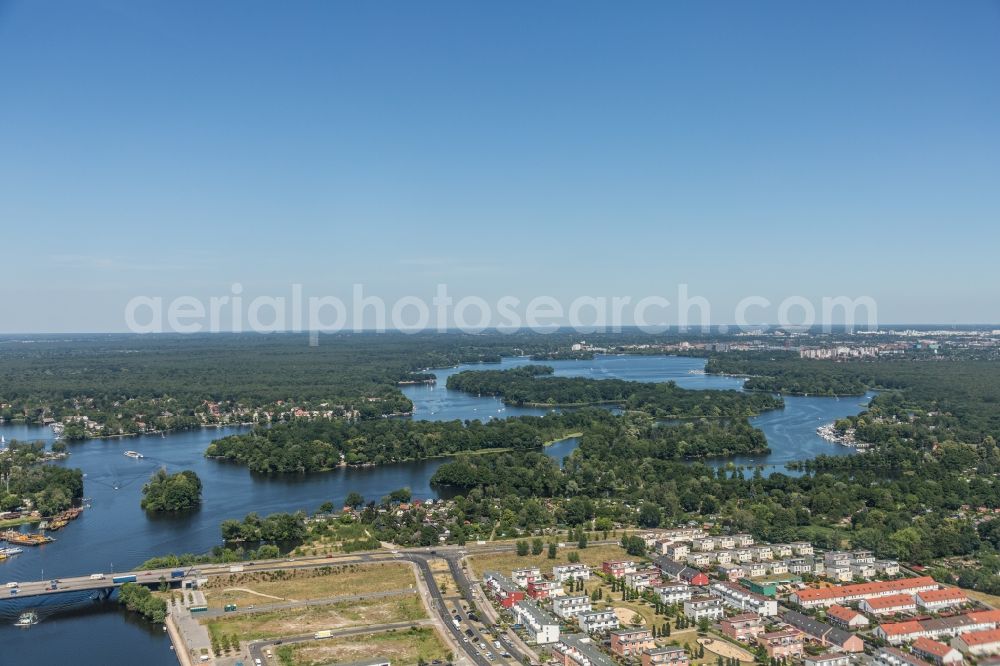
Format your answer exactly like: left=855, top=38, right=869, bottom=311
left=0, top=332, right=608, bottom=437
left=0, top=441, right=83, bottom=514
left=140, top=468, right=203, bottom=512
left=446, top=365, right=783, bottom=417
left=205, top=410, right=610, bottom=472
left=117, top=583, right=168, bottom=623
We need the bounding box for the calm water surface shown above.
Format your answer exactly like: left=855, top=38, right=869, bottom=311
left=0, top=355, right=872, bottom=664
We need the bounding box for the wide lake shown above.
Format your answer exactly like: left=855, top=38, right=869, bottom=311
left=0, top=354, right=873, bottom=664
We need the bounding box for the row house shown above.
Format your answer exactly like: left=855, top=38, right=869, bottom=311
left=911, top=638, right=964, bottom=666
left=769, top=560, right=790, bottom=576
left=512, top=567, right=542, bottom=588
left=733, top=533, right=755, bottom=547
left=760, top=630, right=805, bottom=660
left=721, top=612, right=765, bottom=643
left=554, top=634, right=616, bottom=666
left=876, top=647, right=933, bottom=666
left=553, top=564, right=592, bottom=583
left=713, top=550, right=734, bottom=565
left=745, top=562, right=768, bottom=578
left=578, top=609, right=620, bottom=635
left=684, top=596, right=724, bottom=622
left=691, top=536, right=716, bottom=551
left=787, top=557, right=824, bottom=576
left=655, top=557, right=710, bottom=586
left=875, top=610, right=1000, bottom=645
left=772, top=544, right=794, bottom=558
left=641, top=647, right=689, bottom=666
left=484, top=571, right=524, bottom=608
left=513, top=600, right=560, bottom=644
left=917, top=588, right=968, bottom=612
left=788, top=576, right=939, bottom=608
left=527, top=579, right=564, bottom=600
left=709, top=581, right=778, bottom=617
left=781, top=610, right=865, bottom=653
left=603, top=560, right=637, bottom=577
left=952, top=628, right=1000, bottom=657
left=825, top=605, right=870, bottom=630
left=655, top=583, right=693, bottom=605
left=553, top=594, right=592, bottom=619
left=861, top=593, right=918, bottom=616
left=610, top=628, right=656, bottom=657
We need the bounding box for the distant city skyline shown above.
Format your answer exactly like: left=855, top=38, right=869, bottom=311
left=1, top=1, right=998, bottom=332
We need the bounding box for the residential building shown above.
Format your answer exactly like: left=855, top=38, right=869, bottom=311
left=553, top=564, right=592, bottom=583
left=860, top=593, right=918, bottom=616
left=781, top=610, right=865, bottom=653
left=654, top=557, right=710, bottom=586
left=709, top=581, right=778, bottom=617
left=717, top=564, right=747, bottom=582
left=691, top=537, right=715, bottom=551
left=952, top=628, right=1000, bottom=657
left=713, top=550, right=734, bottom=565
left=754, top=545, right=774, bottom=561
left=826, top=605, right=870, bottom=629
left=769, top=560, right=790, bottom=576
left=642, top=647, right=689, bottom=666
left=740, top=579, right=778, bottom=597
left=655, top=583, right=693, bottom=605
left=772, top=544, right=794, bottom=558
left=717, top=535, right=737, bottom=550
left=513, top=600, right=560, bottom=644
left=610, top=628, right=656, bottom=657
left=554, top=634, right=616, bottom=666
left=791, top=542, right=815, bottom=556
left=527, top=579, right=564, bottom=600
left=875, top=647, right=932, bottom=666
left=734, top=533, right=755, bottom=546
left=911, top=638, right=964, bottom=666
left=721, top=612, right=764, bottom=643
left=686, top=552, right=711, bottom=568
left=624, top=569, right=661, bottom=590
left=684, top=596, right=724, bottom=622
left=603, top=560, right=637, bottom=577
left=665, top=543, right=690, bottom=561
left=916, top=588, right=968, bottom=612
left=484, top=571, right=524, bottom=608
left=552, top=595, right=592, bottom=619
left=746, top=563, right=768, bottom=578
left=788, top=576, right=939, bottom=608
left=876, top=610, right=1000, bottom=645
left=578, top=609, right=619, bottom=634
left=512, top=567, right=542, bottom=588
left=877, top=560, right=902, bottom=577
left=804, top=653, right=852, bottom=666
left=760, top=630, right=804, bottom=660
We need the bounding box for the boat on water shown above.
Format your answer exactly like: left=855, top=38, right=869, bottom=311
left=15, top=611, right=39, bottom=627
left=124, top=450, right=144, bottom=459
left=1, top=529, right=55, bottom=546
left=0, top=546, right=24, bottom=556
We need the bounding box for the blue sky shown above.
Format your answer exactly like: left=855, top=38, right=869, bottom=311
left=1, top=1, right=998, bottom=332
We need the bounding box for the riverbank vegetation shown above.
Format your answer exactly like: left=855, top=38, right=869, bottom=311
left=118, top=582, right=168, bottom=623
left=205, top=409, right=609, bottom=472
left=446, top=365, right=783, bottom=417
left=0, top=440, right=83, bottom=515
left=705, top=352, right=1000, bottom=448
left=140, top=468, right=203, bottom=512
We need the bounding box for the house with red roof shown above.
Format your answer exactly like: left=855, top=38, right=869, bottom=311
left=916, top=588, right=969, bottom=612
left=861, top=593, right=918, bottom=616
left=911, top=637, right=963, bottom=666
left=826, top=604, right=870, bottom=629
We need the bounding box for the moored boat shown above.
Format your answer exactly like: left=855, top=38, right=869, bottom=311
left=15, top=611, right=39, bottom=627
left=1, top=529, right=55, bottom=546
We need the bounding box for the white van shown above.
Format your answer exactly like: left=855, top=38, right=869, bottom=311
left=90, top=573, right=105, bottom=580
left=5, top=582, right=18, bottom=588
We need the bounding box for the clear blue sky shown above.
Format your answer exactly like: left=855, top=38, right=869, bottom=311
left=1, top=1, right=998, bottom=332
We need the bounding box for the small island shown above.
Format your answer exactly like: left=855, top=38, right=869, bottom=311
left=140, top=468, right=203, bottom=512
